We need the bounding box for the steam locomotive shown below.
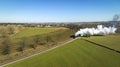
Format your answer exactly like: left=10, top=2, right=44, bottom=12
left=70, top=34, right=91, bottom=39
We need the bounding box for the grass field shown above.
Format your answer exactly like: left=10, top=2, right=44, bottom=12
left=12, top=27, right=67, bottom=38
left=86, top=34, right=120, bottom=51
left=0, top=27, right=76, bottom=65
left=5, top=38, right=120, bottom=67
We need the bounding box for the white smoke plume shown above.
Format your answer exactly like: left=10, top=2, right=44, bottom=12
left=75, top=25, right=117, bottom=36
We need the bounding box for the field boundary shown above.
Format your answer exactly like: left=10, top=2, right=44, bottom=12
left=82, top=38, right=120, bottom=53
left=1, top=38, right=77, bottom=67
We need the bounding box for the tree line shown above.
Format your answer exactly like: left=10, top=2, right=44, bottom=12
left=0, top=35, right=52, bottom=55
left=0, top=29, right=74, bottom=56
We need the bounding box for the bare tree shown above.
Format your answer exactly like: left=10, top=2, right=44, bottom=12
left=33, top=35, right=40, bottom=45
left=0, top=28, right=8, bottom=38
left=1, top=38, right=11, bottom=55
left=45, top=36, right=52, bottom=42
left=113, top=14, right=120, bottom=21
left=7, top=26, right=15, bottom=35
left=16, top=38, right=26, bottom=53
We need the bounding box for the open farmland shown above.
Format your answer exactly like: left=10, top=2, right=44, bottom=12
left=4, top=38, right=120, bottom=67
left=86, top=34, right=120, bottom=51
left=12, top=27, right=67, bottom=38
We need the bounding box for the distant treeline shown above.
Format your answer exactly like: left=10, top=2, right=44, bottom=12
left=66, top=22, right=120, bottom=33
left=0, top=21, right=120, bottom=33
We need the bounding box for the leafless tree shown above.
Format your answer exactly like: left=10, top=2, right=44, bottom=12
left=16, top=38, right=26, bottom=53
left=1, top=38, right=11, bottom=55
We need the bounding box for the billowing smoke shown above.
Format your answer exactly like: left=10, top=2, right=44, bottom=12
left=75, top=25, right=117, bottom=36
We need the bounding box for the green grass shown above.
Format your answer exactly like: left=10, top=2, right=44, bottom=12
left=5, top=38, right=120, bottom=67
left=12, top=27, right=67, bottom=38
left=86, top=34, right=120, bottom=51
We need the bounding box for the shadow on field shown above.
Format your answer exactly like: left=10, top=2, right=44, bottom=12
left=82, top=38, right=120, bottom=53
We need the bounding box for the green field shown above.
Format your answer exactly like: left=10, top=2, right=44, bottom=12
left=0, top=27, right=77, bottom=66
left=86, top=34, right=120, bottom=51
left=12, top=27, right=67, bottom=38
left=5, top=38, right=120, bottom=67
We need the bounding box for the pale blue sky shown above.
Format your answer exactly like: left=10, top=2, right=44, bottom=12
left=0, top=0, right=120, bottom=22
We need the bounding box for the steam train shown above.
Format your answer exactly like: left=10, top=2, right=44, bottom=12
left=70, top=35, right=76, bottom=39
left=70, top=34, right=91, bottom=39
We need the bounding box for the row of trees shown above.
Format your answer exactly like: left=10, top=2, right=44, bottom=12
left=66, top=23, right=101, bottom=31
left=0, top=29, right=75, bottom=57
left=66, top=22, right=119, bottom=31
left=0, top=35, right=54, bottom=55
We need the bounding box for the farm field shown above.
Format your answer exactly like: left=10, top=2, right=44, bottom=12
left=5, top=37, right=120, bottom=67
left=12, top=27, right=67, bottom=38
left=86, top=34, right=120, bottom=51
